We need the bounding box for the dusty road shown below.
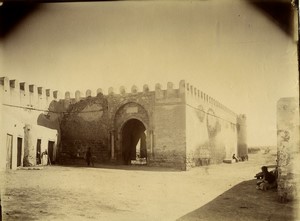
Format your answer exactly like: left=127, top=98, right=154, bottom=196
left=0, top=153, right=297, bottom=221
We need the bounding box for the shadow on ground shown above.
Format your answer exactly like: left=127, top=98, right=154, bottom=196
left=177, top=179, right=298, bottom=221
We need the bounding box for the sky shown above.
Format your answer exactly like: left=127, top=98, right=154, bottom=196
left=1, top=1, right=298, bottom=146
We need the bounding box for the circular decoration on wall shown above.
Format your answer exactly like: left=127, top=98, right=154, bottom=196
left=196, top=105, right=205, bottom=122
left=207, top=108, right=220, bottom=138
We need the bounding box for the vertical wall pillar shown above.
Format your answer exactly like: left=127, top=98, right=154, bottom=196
left=23, top=124, right=36, bottom=166
left=237, top=114, right=247, bottom=157
left=277, top=97, right=299, bottom=202
left=150, top=130, right=154, bottom=158
left=111, top=131, right=115, bottom=160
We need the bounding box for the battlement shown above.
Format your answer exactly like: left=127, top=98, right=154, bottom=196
left=237, top=114, right=247, bottom=126
left=238, top=114, right=247, bottom=120
left=185, top=81, right=237, bottom=118
left=0, top=76, right=60, bottom=110
left=1, top=76, right=237, bottom=118
left=61, top=80, right=236, bottom=118
left=63, top=84, right=153, bottom=101
left=61, top=80, right=186, bottom=102
left=154, top=80, right=185, bottom=101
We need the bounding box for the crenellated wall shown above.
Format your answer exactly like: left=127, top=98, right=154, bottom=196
left=1, top=76, right=247, bottom=170
left=184, top=81, right=238, bottom=168
left=151, top=81, right=186, bottom=169
left=59, top=84, right=156, bottom=164
left=57, top=81, right=188, bottom=168
left=0, top=76, right=62, bottom=137
left=0, top=77, right=62, bottom=111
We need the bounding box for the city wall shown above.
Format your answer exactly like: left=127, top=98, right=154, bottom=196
left=57, top=81, right=187, bottom=169
left=57, top=80, right=242, bottom=170
left=184, top=82, right=239, bottom=168
left=1, top=76, right=246, bottom=170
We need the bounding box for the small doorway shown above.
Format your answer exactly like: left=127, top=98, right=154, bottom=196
left=121, top=119, right=147, bottom=165
left=36, top=139, right=41, bottom=165
left=48, top=141, right=55, bottom=164
left=17, top=137, right=22, bottom=167
left=6, top=134, right=13, bottom=169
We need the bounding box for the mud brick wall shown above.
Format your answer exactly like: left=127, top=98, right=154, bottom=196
left=150, top=82, right=187, bottom=170
left=277, top=97, right=300, bottom=202
left=185, top=82, right=238, bottom=169
left=152, top=102, right=186, bottom=170
left=60, top=85, right=156, bottom=164
left=60, top=94, right=110, bottom=162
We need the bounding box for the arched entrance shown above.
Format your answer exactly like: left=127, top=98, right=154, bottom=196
left=121, top=119, right=147, bottom=165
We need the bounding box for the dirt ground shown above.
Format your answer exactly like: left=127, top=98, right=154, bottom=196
left=1, top=152, right=298, bottom=221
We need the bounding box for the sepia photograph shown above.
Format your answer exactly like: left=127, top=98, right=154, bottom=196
left=0, top=0, right=299, bottom=220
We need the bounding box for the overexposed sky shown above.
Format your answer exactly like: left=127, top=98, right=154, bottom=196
left=2, top=1, right=298, bottom=146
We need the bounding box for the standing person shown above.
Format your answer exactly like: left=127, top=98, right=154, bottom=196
left=41, top=150, right=48, bottom=165
left=36, top=151, right=41, bottom=165
left=86, top=147, right=92, bottom=166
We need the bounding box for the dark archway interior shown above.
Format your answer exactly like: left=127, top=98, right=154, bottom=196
left=122, top=119, right=147, bottom=165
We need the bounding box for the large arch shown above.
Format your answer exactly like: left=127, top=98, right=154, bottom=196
left=112, top=102, right=151, bottom=164
left=120, top=119, right=147, bottom=165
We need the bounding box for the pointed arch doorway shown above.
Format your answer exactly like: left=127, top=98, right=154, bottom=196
left=121, top=119, right=147, bottom=165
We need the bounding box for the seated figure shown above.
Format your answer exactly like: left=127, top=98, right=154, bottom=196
left=232, top=154, right=239, bottom=162
left=256, top=166, right=277, bottom=191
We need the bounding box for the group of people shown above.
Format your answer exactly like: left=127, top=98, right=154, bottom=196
left=232, top=154, right=248, bottom=162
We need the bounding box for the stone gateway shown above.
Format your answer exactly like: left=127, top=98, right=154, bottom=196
left=0, top=77, right=247, bottom=170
